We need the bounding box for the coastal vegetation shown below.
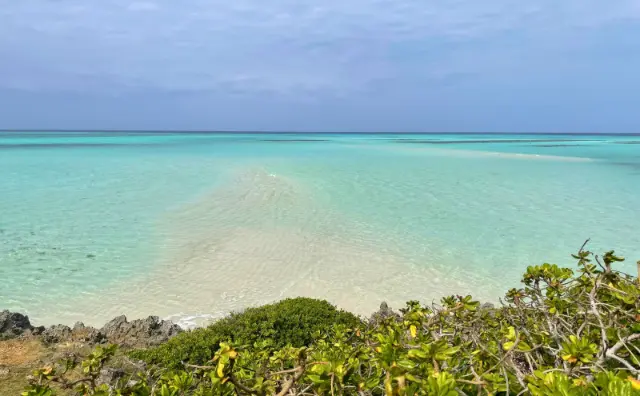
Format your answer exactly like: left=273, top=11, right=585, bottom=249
left=12, top=245, right=640, bottom=395
left=129, top=298, right=361, bottom=369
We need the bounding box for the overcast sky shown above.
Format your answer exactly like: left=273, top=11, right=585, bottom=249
left=1, top=0, right=639, bottom=132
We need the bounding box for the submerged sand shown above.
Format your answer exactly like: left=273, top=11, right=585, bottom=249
left=58, top=167, right=491, bottom=327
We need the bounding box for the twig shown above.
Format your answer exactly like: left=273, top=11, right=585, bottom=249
left=456, top=379, right=486, bottom=385
left=228, top=360, right=260, bottom=395
left=184, top=363, right=217, bottom=370
left=589, top=278, right=608, bottom=365
left=605, top=333, right=640, bottom=371
left=275, top=365, right=305, bottom=396
left=578, top=239, right=590, bottom=255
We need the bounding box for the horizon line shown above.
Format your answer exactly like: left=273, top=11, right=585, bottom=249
left=1, top=129, right=638, bottom=136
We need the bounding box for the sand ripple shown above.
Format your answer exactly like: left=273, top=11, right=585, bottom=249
left=61, top=168, right=489, bottom=326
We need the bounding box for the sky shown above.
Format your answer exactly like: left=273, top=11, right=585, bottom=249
left=1, top=1, right=639, bottom=132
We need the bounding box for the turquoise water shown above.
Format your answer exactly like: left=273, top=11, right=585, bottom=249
left=1, top=132, right=639, bottom=327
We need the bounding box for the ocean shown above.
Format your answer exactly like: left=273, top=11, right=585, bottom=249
left=1, top=132, right=639, bottom=328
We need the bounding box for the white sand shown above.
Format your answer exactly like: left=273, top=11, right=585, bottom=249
left=61, top=168, right=491, bottom=327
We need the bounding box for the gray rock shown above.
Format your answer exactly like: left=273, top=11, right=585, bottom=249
left=102, top=315, right=127, bottom=335
left=369, top=301, right=401, bottom=324
left=72, top=326, right=105, bottom=344
left=480, top=302, right=495, bottom=310
left=126, top=379, right=141, bottom=387
left=100, top=315, right=182, bottom=348
left=0, top=310, right=33, bottom=339
left=97, top=368, right=126, bottom=387
left=68, top=321, right=104, bottom=343
left=0, top=366, right=9, bottom=377
left=1, top=310, right=181, bottom=347
left=477, top=302, right=498, bottom=318
left=40, top=322, right=106, bottom=345
left=31, top=326, right=45, bottom=336
left=42, top=324, right=72, bottom=344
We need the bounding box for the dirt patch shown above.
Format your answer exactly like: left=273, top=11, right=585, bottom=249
left=0, top=339, right=44, bottom=366
left=0, top=339, right=48, bottom=395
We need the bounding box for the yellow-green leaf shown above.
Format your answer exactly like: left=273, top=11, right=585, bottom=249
left=410, top=325, right=417, bottom=338
left=216, top=362, right=225, bottom=378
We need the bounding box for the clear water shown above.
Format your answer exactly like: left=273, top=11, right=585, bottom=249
left=1, top=132, right=639, bottom=327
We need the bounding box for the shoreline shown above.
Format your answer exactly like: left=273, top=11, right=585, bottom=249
left=1, top=296, right=397, bottom=344
left=0, top=309, right=183, bottom=347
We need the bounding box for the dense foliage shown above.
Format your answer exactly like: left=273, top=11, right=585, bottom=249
left=130, top=298, right=361, bottom=369
left=23, top=246, right=640, bottom=395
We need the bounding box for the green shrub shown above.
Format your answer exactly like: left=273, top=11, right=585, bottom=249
left=130, top=297, right=361, bottom=368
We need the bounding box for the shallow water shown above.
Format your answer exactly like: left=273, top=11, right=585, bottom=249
left=1, top=132, right=639, bottom=327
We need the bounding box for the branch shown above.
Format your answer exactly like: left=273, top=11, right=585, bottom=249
left=607, top=334, right=640, bottom=357
left=456, top=379, right=486, bottom=385
left=601, top=333, right=640, bottom=375
left=486, top=331, right=521, bottom=375
left=184, top=363, right=217, bottom=370
left=606, top=354, right=640, bottom=375
left=59, top=377, right=92, bottom=389
left=589, top=278, right=608, bottom=365
left=185, top=360, right=258, bottom=395
left=578, top=239, right=590, bottom=255
left=275, top=366, right=305, bottom=396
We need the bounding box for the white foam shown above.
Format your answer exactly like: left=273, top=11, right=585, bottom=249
left=164, top=312, right=221, bottom=330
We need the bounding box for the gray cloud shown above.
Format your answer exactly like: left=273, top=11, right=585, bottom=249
left=1, top=1, right=639, bottom=131
left=2, top=0, right=639, bottom=95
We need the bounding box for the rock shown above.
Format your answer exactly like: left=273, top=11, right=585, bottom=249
left=31, top=326, right=45, bottom=336
left=97, top=368, right=126, bottom=387
left=72, top=326, right=105, bottom=344
left=480, top=302, right=495, bottom=310
left=0, top=310, right=33, bottom=339
left=1, top=310, right=181, bottom=347
left=102, top=315, right=127, bottom=335
left=369, top=301, right=401, bottom=324
left=0, top=366, right=9, bottom=377
left=69, top=321, right=104, bottom=343
left=100, top=315, right=182, bottom=348
left=41, top=322, right=106, bottom=345
left=477, top=302, right=498, bottom=318
left=126, top=379, right=140, bottom=387
left=42, top=324, right=72, bottom=344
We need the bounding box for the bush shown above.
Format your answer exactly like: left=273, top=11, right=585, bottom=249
left=130, top=297, right=361, bottom=368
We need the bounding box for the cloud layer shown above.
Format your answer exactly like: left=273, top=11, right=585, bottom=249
left=1, top=0, right=639, bottom=131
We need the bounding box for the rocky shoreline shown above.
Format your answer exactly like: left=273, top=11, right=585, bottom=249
left=1, top=301, right=404, bottom=348
left=1, top=310, right=182, bottom=348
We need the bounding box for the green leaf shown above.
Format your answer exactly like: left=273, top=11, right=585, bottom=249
left=307, top=374, right=326, bottom=384
left=517, top=342, right=533, bottom=352
left=408, top=349, right=427, bottom=359
left=397, top=359, right=416, bottom=370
